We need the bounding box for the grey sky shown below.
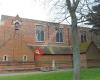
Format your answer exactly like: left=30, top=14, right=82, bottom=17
left=0, top=0, right=49, bottom=21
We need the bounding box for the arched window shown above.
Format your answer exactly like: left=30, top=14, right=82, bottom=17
left=56, top=28, right=63, bottom=43
left=23, top=55, right=27, bottom=62
left=15, top=22, right=20, bottom=30
left=13, top=20, right=22, bottom=30
left=3, top=55, right=8, bottom=61
left=81, top=31, right=87, bottom=42
left=36, top=25, right=44, bottom=42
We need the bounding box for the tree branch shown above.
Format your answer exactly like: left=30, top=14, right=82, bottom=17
left=66, top=0, right=72, bottom=12
left=73, top=0, right=80, bottom=11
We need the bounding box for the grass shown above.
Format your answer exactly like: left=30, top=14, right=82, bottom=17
left=0, top=68, right=100, bottom=80
left=81, top=68, right=100, bottom=80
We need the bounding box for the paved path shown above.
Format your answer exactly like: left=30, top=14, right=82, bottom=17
left=0, top=69, right=71, bottom=76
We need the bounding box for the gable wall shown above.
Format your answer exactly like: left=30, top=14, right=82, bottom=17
left=86, top=44, right=100, bottom=67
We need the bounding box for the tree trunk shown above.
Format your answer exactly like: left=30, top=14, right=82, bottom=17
left=71, top=12, right=80, bottom=80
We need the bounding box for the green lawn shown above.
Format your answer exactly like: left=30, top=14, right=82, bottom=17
left=0, top=68, right=100, bottom=80
left=81, top=68, right=100, bottom=80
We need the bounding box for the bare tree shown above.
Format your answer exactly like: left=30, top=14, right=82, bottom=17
left=66, top=0, right=81, bottom=80
left=36, top=0, right=94, bottom=80
left=47, top=0, right=94, bottom=80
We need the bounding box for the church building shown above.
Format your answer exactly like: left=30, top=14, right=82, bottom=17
left=0, top=15, right=99, bottom=71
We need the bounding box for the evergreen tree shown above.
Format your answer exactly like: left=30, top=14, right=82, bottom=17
left=87, top=4, right=100, bottom=27
left=86, top=1, right=100, bottom=34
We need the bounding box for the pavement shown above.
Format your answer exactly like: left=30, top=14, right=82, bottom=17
left=0, top=69, right=71, bottom=76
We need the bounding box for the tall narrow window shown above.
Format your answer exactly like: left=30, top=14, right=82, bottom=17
left=36, top=25, right=44, bottom=42
left=13, top=20, right=22, bottom=30
left=81, top=31, right=87, bottom=42
left=23, top=55, right=27, bottom=62
left=56, top=28, right=63, bottom=43
left=15, top=22, right=20, bottom=30
left=3, top=55, right=8, bottom=61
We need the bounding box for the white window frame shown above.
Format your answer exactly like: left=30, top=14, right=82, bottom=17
left=23, top=55, right=28, bottom=62
left=2, top=55, right=8, bottom=61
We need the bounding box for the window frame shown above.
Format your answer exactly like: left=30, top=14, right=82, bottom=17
left=35, top=25, right=45, bottom=42
left=56, top=28, right=64, bottom=43
left=80, top=31, right=87, bottom=42
left=2, top=55, right=8, bottom=61
left=23, top=55, right=28, bottom=62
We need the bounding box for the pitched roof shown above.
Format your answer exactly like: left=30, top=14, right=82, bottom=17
left=28, top=45, right=71, bottom=54
left=80, top=41, right=100, bottom=53
left=29, top=41, right=100, bottom=54
left=80, top=42, right=90, bottom=53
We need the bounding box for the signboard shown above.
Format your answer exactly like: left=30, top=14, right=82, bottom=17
left=33, top=47, right=44, bottom=59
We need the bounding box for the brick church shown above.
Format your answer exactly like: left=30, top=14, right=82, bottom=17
left=0, top=15, right=99, bottom=71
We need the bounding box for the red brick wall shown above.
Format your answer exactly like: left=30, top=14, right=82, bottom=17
left=35, top=54, right=72, bottom=68
left=0, top=15, right=71, bottom=46
left=36, top=53, right=87, bottom=68
left=35, top=54, right=87, bottom=68
left=86, top=43, right=100, bottom=67
left=0, top=15, right=90, bottom=71
left=80, top=53, right=87, bottom=68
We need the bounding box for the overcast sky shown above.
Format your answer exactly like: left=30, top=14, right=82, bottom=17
left=0, top=0, right=94, bottom=28
left=0, top=0, right=49, bottom=21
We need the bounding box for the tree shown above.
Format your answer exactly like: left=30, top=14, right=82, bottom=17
left=48, top=0, right=81, bottom=80
left=86, top=1, right=100, bottom=34
left=38, top=0, right=94, bottom=80
left=48, top=0, right=94, bottom=80
left=66, top=0, right=80, bottom=80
